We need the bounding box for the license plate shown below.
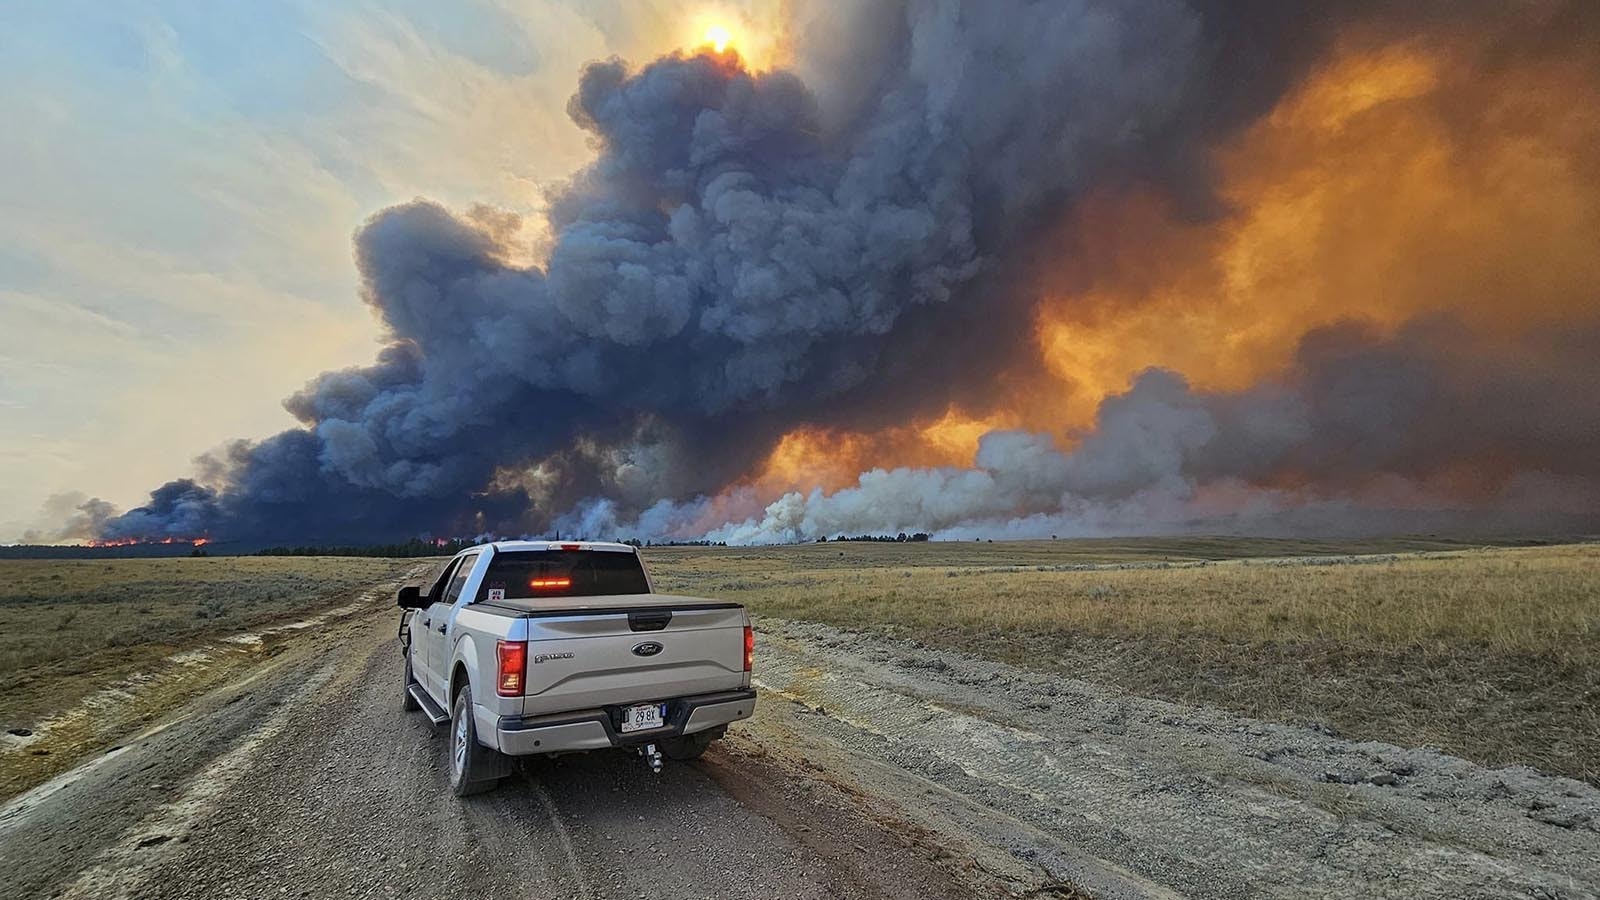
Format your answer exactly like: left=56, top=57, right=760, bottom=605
left=621, top=702, right=666, bottom=733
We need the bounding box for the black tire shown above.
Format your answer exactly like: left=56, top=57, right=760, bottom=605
left=401, top=657, right=421, bottom=712
left=448, top=684, right=504, bottom=797
left=661, top=731, right=716, bottom=761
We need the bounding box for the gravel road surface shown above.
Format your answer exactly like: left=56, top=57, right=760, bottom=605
left=0, top=601, right=979, bottom=900
left=2, top=585, right=1596, bottom=899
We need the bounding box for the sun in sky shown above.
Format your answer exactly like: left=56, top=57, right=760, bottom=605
left=684, top=8, right=787, bottom=69
left=704, top=24, right=733, bottom=54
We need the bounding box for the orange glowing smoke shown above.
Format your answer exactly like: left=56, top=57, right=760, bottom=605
left=1033, top=36, right=1600, bottom=429
left=744, top=406, right=1020, bottom=497
left=741, top=30, right=1600, bottom=503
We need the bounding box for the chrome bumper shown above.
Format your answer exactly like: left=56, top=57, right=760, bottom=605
left=495, top=689, right=756, bottom=756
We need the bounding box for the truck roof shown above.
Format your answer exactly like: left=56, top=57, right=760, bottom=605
left=480, top=540, right=637, bottom=553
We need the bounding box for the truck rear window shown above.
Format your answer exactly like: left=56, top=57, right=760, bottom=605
left=475, top=550, right=650, bottom=600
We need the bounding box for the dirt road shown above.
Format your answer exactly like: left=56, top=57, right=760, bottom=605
left=0, top=599, right=978, bottom=900
left=2, top=585, right=1597, bottom=899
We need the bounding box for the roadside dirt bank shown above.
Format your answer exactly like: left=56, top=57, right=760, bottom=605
left=753, top=619, right=1600, bottom=899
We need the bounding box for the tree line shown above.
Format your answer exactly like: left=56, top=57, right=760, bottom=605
left=256, top=538, right=485, bottom=558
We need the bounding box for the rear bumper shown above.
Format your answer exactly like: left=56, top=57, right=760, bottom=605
left=495, top=689, right=756, bottom=756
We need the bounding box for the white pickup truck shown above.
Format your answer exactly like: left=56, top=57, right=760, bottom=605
left=397, top=541, right=755, bottom=796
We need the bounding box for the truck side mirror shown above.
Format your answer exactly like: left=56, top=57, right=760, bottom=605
left=396, top=585, right=426, bottom=609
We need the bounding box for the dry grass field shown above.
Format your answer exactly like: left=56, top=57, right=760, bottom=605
left=1, top=538, right=1592, bottom=793
left=0, top=557, right=418, bottom=726
left=647, top=537, right=1600, bottom=784
left=0, top=556, right=420, bottom=799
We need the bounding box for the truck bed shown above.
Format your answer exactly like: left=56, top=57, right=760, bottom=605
left=471, top=592, right=740, bottom=617
left=461, top=593, right=750, bottom=717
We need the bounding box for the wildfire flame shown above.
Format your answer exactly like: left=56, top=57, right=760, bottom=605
left=86, top=536, right=210, bottom=548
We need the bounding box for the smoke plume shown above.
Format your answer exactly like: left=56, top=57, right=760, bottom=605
left=643, top=321, right=1600, bottom=543
left=80, top=0, right=1600, bottom=545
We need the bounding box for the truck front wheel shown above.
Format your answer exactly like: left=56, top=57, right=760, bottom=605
left=448, top=684, right=505, bottom=797
left=402, top=658, right=420, bottom=712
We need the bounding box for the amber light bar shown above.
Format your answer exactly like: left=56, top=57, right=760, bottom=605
left=529, top=577, right=572, bottom=589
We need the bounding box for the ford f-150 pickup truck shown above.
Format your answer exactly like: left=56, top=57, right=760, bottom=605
left=397, top=540, right=755, bottom=796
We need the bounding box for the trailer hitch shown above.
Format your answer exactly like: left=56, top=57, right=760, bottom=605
left=639, top=742, right=662, bottom=774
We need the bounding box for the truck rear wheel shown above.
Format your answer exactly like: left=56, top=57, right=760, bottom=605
left=661, top=731, right=716, bottom=761
left=448, top=684, right=505, bottom=797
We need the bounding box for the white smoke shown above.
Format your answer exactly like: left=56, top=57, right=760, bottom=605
left=563, top=321, right=1600, bottom=543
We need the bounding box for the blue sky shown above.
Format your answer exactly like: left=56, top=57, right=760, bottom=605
left=0, top=0, right=777, bottom=538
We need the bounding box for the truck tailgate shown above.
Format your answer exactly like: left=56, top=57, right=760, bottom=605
left=515, top=597, right=748, bottom=716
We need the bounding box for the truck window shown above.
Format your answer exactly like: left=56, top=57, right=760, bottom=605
left=425, top=557, right=458, bottom=602
left=476, top=550, right=649, bottom=600
left=442, top=553, right=478, bottom=603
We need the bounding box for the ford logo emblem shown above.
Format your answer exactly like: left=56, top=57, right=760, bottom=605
left=632, top=641, right=664, bottom=657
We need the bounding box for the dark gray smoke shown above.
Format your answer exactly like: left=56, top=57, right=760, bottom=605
left=86, top=0, right=1600, bottom=545
left=616, top=321, right=1600, bottom=544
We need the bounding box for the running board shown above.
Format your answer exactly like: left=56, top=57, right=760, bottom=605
left=409, top=684, right=450, bottom=725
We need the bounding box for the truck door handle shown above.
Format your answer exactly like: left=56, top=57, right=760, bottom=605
left=419, top=617, right=430, bottom=627
left=435, top=623, right=447, bottom=634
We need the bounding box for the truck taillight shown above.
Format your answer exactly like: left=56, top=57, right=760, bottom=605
left=496, top=640, right=526, bottom=696
left=743, top=625, right=754, bottom=673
